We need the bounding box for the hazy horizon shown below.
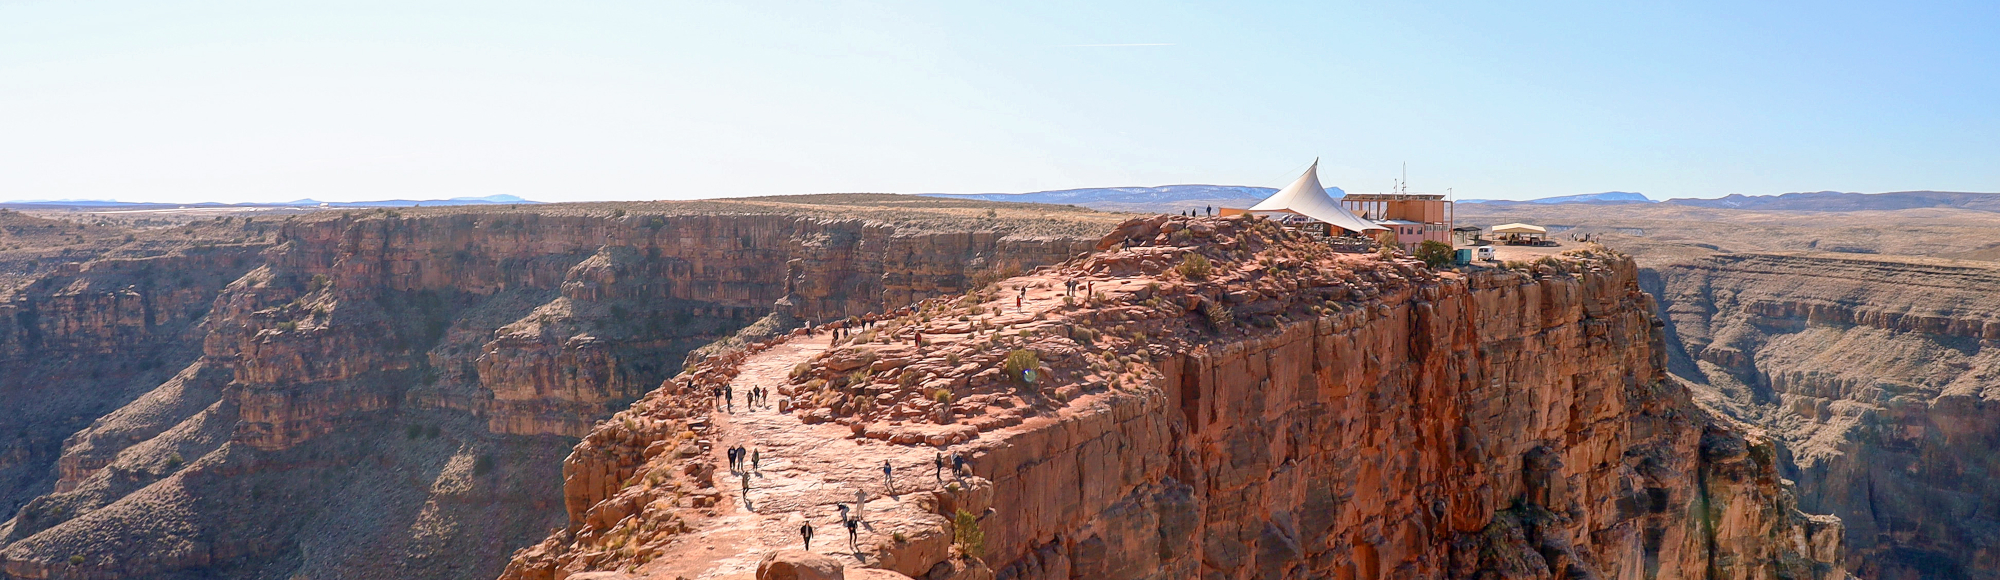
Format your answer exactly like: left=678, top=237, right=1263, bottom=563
left=5, top=1, right=1996, bottom=204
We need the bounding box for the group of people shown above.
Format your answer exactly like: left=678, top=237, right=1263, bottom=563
left=789, top=452, right=976, bottom=558
left=800, top=488, right=872, bottom=555
left=713, top=384, right=778, bottom=414
left=1178, top=206, right=1215, bottom=218
left=726, top=444, right=759, bottom=474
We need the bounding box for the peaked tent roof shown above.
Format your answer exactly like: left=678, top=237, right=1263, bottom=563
left=1247, top=160, right=1385, bottom=233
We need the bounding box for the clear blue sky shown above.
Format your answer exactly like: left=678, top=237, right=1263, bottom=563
left=3, top=0, right=1996, bottom=203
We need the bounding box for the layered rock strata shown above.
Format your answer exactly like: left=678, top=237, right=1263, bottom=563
left=513, top=215, right=1844, bottom=580
left=0, top=204, right=1100, bottom=580
left=1652, top=252, right=2000, bottom=579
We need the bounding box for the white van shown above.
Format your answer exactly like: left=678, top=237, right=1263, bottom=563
left=1477, top=246, right=1496, bottom=261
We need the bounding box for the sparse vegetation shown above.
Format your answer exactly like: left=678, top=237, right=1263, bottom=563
left=1415, top=240, right=1454, bottom=268
left=1203, top=302, right=1234, bottom=330
left=1175, top=254, right=1214, bottom=280
left=953, top=509, right=985, bottom=559
left=1001, top=349, right=1040, bottom=384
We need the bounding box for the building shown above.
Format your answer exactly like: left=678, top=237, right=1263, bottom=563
left=1340, top=192, right=1453, bottom=250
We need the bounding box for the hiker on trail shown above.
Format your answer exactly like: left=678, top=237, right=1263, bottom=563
left=913, top=330, right=922, bottom=348
left=844, top=517, right=860, bottom=554
left=740, top=470, right=750, bottom=498
left=1015, top=294, right=1023, bottom=312
left=853, top=489, right=867, bottom=521
left=837, top=503, right=850, bottom=522
left=751, top=448, right=761, bottom=473
left=934, top=452, right=946, bottom=484
left=1206, top=205, right=1213, bottom=216
left=724, top=386, right=734, bottom=413
left=801, top=522, right=814, bottom=551
left=952, top=453, right=968, bottom=478
left=726, top=446, right=737, bottom=472
left=882, top=460, right=894, bottom=493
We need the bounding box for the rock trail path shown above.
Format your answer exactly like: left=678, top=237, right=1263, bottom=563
left=636, top=333, right=950, bottom=580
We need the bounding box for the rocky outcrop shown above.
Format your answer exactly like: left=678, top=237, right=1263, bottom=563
left=518, top=215, right=1843, bottom=580
left=1652, top=252, right=2000, bottom=579
left=0, top=202, right=1104, bottom=580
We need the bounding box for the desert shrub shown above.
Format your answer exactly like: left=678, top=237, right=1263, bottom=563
left=276, top=321, right=298, bottom=332
left=1203, top=302, right=1234, bottom=329
left=1175, top=254, right=1213, bottom=280
left=790, top=362, right=812, bottom=380
left=1415, top=240, right=1454, bottom=268
left=307, top=274, right=332, bottom=292
left=934, top=389, right=954, bottom=404
left=946, top=352, right=961, bottom=366
left=1503, top=260, right=1530, bottom=270
left=953, top=509, right=986, bottom=559
left=1001, top=349, right=1040, bottom=384
left=473, top=455, right=494, bottom=476
left=611, top=208, right=626, bottom=218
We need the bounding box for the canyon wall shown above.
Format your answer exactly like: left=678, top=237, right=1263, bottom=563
left=0, top=205, right=1101, bottom=580
left=512, top=215, right=1843, bottom=580
left=1651, top=253, right=2000, bottom=580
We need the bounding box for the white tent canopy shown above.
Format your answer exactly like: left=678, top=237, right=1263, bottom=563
left=1248, top=160, right=1385, bottom=234
left=1490, top=223, right=1548, bottom=234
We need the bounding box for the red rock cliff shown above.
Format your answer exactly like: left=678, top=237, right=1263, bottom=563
left=505, top=215, right=1844, bottom=580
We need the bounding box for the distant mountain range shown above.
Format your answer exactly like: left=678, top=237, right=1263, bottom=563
left=1660, top=191, right=2000, bottom=212
left=1459, top=192, right=1653, bottom=205
left=921, top=185, right=1287, bottom=213
left=0, top=194, right=538, bottom=211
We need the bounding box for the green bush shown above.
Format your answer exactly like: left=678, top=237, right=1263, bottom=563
left=1175, top=254, right=1213, bottom=280
left=1415, top=240, right=1454, bottom=268
left=1001, top=349, right=1040, bottom=384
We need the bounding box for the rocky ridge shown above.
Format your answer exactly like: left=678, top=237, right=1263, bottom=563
left=0, top=199, right=1111, bottom=580
left=510, top=214, right=1845, bottom=580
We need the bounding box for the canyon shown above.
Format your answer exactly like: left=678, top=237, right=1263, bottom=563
left=0, top=196, right=1991, bottom=579
left=0, top=197, right=1112, bottom=579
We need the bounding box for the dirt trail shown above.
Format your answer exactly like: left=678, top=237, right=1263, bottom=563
left=636, top=334, right=949, bottom=580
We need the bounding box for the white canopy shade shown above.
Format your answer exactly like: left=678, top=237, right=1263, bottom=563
left=1248, top=160, right=1386, bottom=233
left=1490, top=223, right=1548, bottom=234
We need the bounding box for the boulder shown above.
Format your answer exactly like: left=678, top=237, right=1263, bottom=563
left=757, top=550, right=846, bottom=580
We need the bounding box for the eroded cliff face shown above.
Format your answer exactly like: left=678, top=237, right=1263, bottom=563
left=0, top=206, right=1097, bottom=580
left=512, top=215, right=1842, bottom=580
left=1651, top=253, right=2000, bottom=580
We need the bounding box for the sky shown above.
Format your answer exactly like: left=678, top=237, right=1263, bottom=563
left=2, top=1, right=1997, bottom=203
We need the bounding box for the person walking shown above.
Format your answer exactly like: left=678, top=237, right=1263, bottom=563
left=800, top=522, right=814, bottom=551
left=934, top=452, right=946, bottom=484
left=844, top=516, right=860, bottom=555
left=751, top=448, right=761, bottom=473
left=881, top=460, right=895, bottom=493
